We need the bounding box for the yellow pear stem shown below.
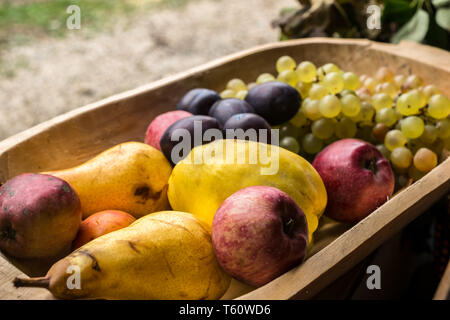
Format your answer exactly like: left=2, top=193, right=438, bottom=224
left=13, top=276, right=50, bottom=289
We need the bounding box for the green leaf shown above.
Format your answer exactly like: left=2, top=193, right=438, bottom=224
left=432, top=0, right=450, bottom=8
left=425, top=13, right=449, bottom=49
left=391, top=9, right=430, bottom=44
left=435, top=7, right=450, bottom=31
left=382, top=0, right=417, bottom=26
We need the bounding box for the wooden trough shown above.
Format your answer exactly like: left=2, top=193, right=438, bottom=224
left=0, top=38, right=449, bottom=300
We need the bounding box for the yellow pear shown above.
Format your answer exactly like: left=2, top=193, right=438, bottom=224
left=168, top=139, right=327, bottom=241
left=14, top=211, right=231, bottom=300
left=46, top=142, right=172, bottom=219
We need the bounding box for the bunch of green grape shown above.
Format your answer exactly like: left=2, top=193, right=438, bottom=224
left=219, top=55, right=450, bottom=187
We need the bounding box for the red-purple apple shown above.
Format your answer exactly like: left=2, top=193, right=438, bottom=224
left=211, top=186, right=309, bottom=287
left=312, top=138, right=394, bottom=223
left=144, top=110, right=192, bottom=150
left=0, top=173, right=82, bottom=258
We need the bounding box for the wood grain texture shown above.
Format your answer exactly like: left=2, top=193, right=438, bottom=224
left=0, top=38, right=449, bottom=300
left=434, top=261, right=450, bottom=300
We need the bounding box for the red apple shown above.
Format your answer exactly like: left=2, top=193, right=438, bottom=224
left=144, top=110, right=192, bottom=150
left=72, top=210, right=136, bottom=250
left=211, top=186, right=308, bottom=287
left=312, top=138, right=394, bottom=223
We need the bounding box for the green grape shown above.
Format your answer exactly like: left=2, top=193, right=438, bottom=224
left=290, top=108, right=308, bottom=127
left=400, top=116, right=424, bottom=139
left=376, top=144, right=390, bottom=159
left=317, top=63, right=340, bottom=81
left=385, top=129, right=407, bottom=151
left=256, top=73, right=275, bottom=84
left=296, top=81, right=312, bottom=99
left=340, top=89, right=357, bottom=97
left=427, top=94, right=450, bottom=119
left=395, top=109, right=403, bottom=121
left=335, top=117, right=357, bottom=138
left=422, top=84, right=440, bottom=99
left=420, top=124, right=438, bottom=144
left=412, top=89, right=427, bottom=108
left=280, top=123, right=300, bottom=139
left=390, top=147, right=412, bottom=169
left=375, top=108, right=397, bottom=127
left=303, top=99, right=322, bottom=121
left=375, top=67, right=394, bottom=83
left=358, top=102, right=375, bottom=124
left=278, top=70, right=299, bottom=87
left=371, top=93, right=393, bottom=111
left=296, top=61, right=317, bottom=83
left=356, top=88, right=371, bottom=102
left=406, top=138, right=426, bottom=154
left=235, top=90, right=248, bottom=100
left=311, top=118, right=335, bottom=139
left=280, top=136, right=300, bottom=154
left=341, top=94, right=361, bottom=117
left=220, top=89, right=235, bottom=98
left=413, top=148, right=437, bottom=173
left=276, top=56, right=296, bottom=73
left=319, top=95, right=342, bottom=118
left=296, top=125, right=309, bottom=141
left=322, top=72, right=344, bottom=94
left=302, top=133, right=323, bottom=154
left=322, top=63, right=340, bottom=74
left=436, top=118, right=450, bottom=139
left=303, top=100, right=322, bottom=121
left=402, top=74, right=422, bottom=90
left=393, top=75, right=405, bottom=89
left=372, top=123, right=390, bottom=142
left=396, top=92, right=420, bottom=115
left=309, top=83, right=328, bottom=100
left=375, top=82, right=397, bottom=98
left=342, top=72, right=360, bottom=90
left=227, top=78, right=247, bottom=92
left=363, top=77, right=378, bottom=93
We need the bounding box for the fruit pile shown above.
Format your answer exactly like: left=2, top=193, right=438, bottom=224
left=217, top=56, right=450, bottom=188
left=1, top=54, right=448, bottom=300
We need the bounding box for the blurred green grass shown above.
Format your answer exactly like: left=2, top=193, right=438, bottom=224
left=0, top=0, right=191, bottom=37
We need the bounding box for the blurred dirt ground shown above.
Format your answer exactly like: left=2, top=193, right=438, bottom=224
left=0, top=0, right=296, bottom=140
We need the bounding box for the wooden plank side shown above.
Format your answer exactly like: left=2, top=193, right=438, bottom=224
left=238, top=158, right=450, bottom=300
left=434, top=261, right=450, bottom=300
left=0, top=39, right=449, bottom=299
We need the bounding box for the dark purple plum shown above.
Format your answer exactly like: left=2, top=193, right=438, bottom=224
left=176, top=88, right=221, bottom=115
left=223, top=113, right=272, bottom=144
left=160, top=115, right=221, bottom=165
left=208, top=98, right=255, bottom=127
left=245, top=81, right=301, bottom=126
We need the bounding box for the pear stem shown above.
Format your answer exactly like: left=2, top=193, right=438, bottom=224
left=13, top=276, right=50, bottom=289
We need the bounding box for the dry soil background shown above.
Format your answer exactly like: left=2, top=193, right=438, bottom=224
left=0, top=0, right=296, bottom=140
